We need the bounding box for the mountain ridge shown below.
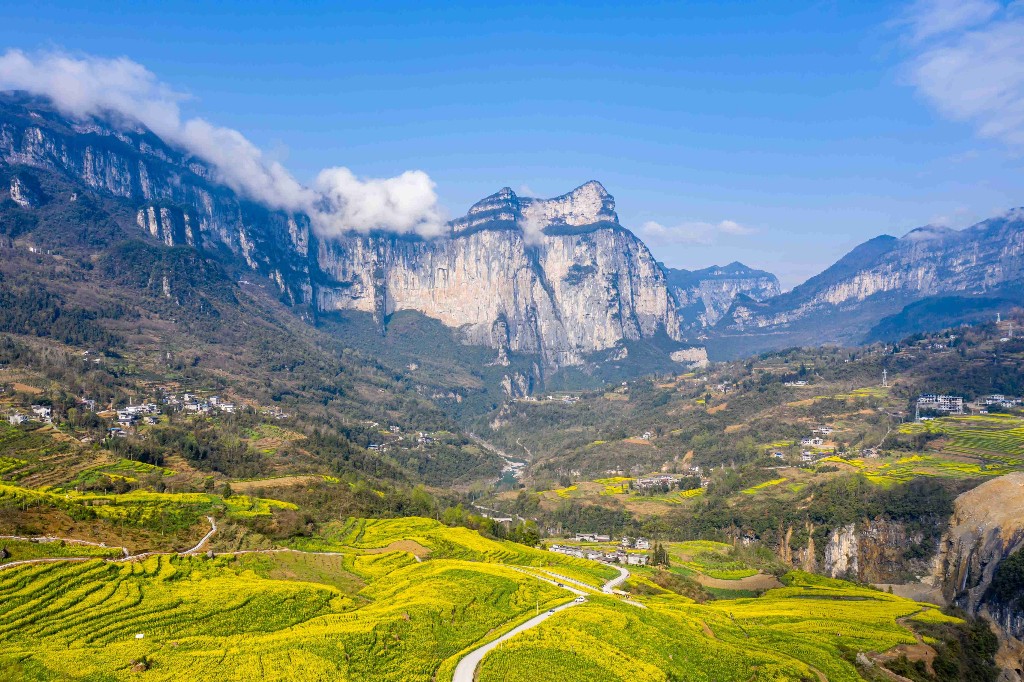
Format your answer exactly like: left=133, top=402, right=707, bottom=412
left=0, top=93, right=699, bottom=384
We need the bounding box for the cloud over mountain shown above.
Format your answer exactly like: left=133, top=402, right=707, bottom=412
left=0, top=48, right=447, bottom=236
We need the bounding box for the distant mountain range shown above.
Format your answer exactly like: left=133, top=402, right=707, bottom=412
left=710, top=216, right=1024, bottom=358
left=663, top=262, right=780, bottom=330
left=2, top=90, right=1023, bottom=376
left=0, top=93, right=699, bottom=395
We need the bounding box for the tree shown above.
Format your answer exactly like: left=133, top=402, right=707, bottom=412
left=652, top=542, right=670, bottom=567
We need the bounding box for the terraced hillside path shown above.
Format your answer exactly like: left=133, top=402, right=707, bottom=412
left=0, top=516, right=218, bottom=571
left=451, top=566, right=631, bottom=682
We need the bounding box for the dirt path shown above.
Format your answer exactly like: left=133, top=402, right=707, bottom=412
left=0, top=517, right=217, bottom=570
left=693, top=572, right=783, bottom=590
left=229, top=476, right=322, bottom=492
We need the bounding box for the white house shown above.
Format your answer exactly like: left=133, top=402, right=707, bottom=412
left=634, top=537, right=651, bottom=550
left=30, top=405, right=52, bottom=422
left=626, top=554, right=649, bottom=566
left=8, top=413, right=27, bottom=425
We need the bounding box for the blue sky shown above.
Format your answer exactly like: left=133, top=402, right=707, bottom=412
left=2, top=0, right=1022, bottom=287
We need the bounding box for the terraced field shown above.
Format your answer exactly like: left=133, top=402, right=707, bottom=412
left=897, top=415, right=1024, bottom=465
left=0, top=552, right=570, bottom=681
left=0, top=514, right=944, bottom=682
left=0, top=424, right=98, bottom=488
left=476, top=572, right=925, bottom=682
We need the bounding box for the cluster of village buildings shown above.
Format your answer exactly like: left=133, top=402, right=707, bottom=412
left=7, top=404, right=52, bottom=425
left=633, top=471, right=710, bottom=490
left=548, top=533, right=652, bottom=566
left=512, top=394, right=580, bottom=404
left=4, top=388, right=291, bottom=438
left=915, top=394, right=1022, bottom=418
left=980, top=394, right=1023, bottom=411
left=365, top=422, right=439, bottom=452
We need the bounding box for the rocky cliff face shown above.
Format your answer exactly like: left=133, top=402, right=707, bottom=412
left=0, top=93, right=315, bottom=304
left=714, top=217, right=1024, bottom=357
left=818, top=518, right=931, bottom=583
left=663, top=262, right=780, bottom=328
left=0, top=93, right=692, bottom=374
left=314, top=184, right=682, bottom=368
left=923, top=474, right=1024, bottom=679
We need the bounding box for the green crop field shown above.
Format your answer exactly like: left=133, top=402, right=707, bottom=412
left=898, top=415, right=1024, bottom=468
left=477, top=572, right=922, bottom=682
left=0, top=515, right=941, bottom=682
left=0, top=539, right=124, bottom=564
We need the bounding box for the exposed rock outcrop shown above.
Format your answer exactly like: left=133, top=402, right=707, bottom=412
left=315, top=185, right=684, bottom=368
left=715, top=216, right=1024, bottom=357
left=663, top=262, right=780, bottom=328
left=812, top=518, right=931, bottom=583
left=929, top=474, right=1024, bottom=680
left=0, top=93, right=698, bottom=374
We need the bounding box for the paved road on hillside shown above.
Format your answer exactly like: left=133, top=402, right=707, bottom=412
left=451, top=566, right=629, bottom=682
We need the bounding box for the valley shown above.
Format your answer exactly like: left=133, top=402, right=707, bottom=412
left=1, top=90, right=1023, bottom=681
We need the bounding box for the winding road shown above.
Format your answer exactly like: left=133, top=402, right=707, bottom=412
left=451, top=565, right=631, bottom=682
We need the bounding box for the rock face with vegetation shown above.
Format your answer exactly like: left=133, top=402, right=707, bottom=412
left=663, top=261, right=780, bottom=329
left=0, top=93, right=692, bottom=373
left=714, top=216, right=1024, bottom=358
left=819, top=517, right=932, bottom=583
left=316, top=183, right=685, bottom=369
left=930, top=473, right=1024, bottom=679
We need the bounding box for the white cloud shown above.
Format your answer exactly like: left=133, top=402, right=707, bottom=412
left=0, top=48, right=447, bottom=237
left=895, top=0, right=1000, bottom=42
left=519, top=213, right=548, bottom=246
left=897, top=1, right=1024, bottom=146
left=313, top=168, right=447, bottom=237
left=638, top=219, right=753, bottom=246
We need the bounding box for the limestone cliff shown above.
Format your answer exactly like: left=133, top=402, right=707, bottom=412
left=715, top=217, right=1024, bottom=358
left=819, top=518, right=930, bottom=584
left=926, top=474, right=1024, bottom=678
left=315, top=184, right=683, bottom=368
left=663, top=262, right=780, bottom=328
left=0, top=93, right=694, bottom=374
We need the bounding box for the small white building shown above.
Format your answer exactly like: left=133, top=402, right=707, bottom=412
left=626, top=554, right=649, bottom=566
left=30, top=405, right=52, bottom=422
left=8, top=413, right=27, bottom=425
left=634, top=537, right=651, bottom=550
